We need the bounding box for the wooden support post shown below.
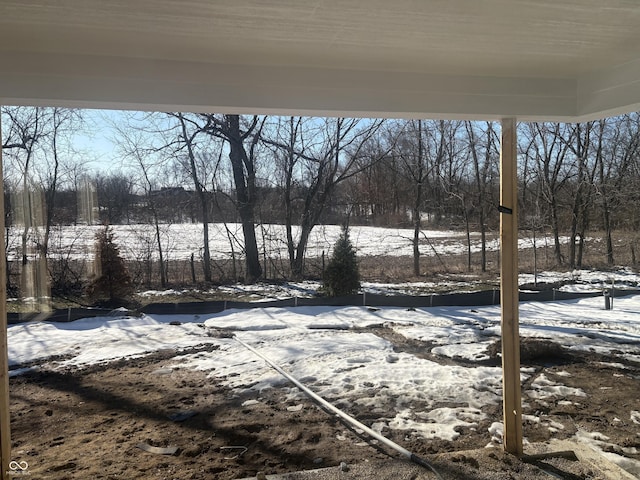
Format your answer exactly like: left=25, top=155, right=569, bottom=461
left=500, top=117, right=522, bottom=456
left=0, top=112, right=11, bottom=480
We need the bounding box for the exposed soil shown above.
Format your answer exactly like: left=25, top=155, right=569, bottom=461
left=8, top=332, right=640, bottom=479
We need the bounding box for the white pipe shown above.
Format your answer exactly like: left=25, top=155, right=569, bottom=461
left=234, top=336, right=442, bottom=479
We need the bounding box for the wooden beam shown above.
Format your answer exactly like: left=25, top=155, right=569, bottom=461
left=499, top=117, right=523, bottom=455
left=0, top=112, right=10, bottom=480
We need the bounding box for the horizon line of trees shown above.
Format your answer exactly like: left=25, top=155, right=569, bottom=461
left=2, top=107, right=640, bottom=289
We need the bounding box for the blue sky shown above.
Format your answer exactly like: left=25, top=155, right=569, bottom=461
left=74, top=109, right=124, bottom=173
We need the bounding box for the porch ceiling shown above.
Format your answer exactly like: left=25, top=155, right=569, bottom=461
left=1, top=0, right=640, bottom=120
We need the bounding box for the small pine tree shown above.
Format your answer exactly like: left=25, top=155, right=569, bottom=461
left=87, top=225, right=133, bottom=303
left=322, top=226, right=360, bottom=297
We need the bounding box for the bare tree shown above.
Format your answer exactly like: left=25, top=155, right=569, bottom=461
left=563, top=122, right=598, bottom=268
left=264, top=117, right=385, bottom=279
left=121, top=112, right=223, bottom=284
left=394, top=120, right=456, bottom=276
left=519, top=126, right=548, bottom=282
left=525, top=122, right=574, bottom=266
left=350, top=143, right=405, bottom=225
left=594, top=115, right=640, bottom=265
left=94, top=173, right=133, bottom=224
left=41, top=109, right=84, bottom=256
left=1, top=107, right=49, bottom=266
left=116, top=128, right=169, bottom=287
left=199, top=114, right=265, bottom=283
left=2, top=106, right=87, bottom=306
left=465, top=121, right=499, bottom=272
left=412, top=120, right=425, bottom=275
left=172, top=113, right=217, bottom=283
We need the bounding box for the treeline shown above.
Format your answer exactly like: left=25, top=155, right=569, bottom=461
left=2, top=108, right=640, bottom=288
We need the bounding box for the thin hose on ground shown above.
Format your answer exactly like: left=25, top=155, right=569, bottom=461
left=233, top=336, right=444, bottom=480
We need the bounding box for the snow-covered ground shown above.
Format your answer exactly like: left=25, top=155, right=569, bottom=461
left=8, top=293, right=640, bottom=474
left=8, top=223, right=568, bottom=261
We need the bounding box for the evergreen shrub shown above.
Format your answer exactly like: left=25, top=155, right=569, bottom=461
left=87, top=225, right=133, bottom=302
left=322, top=226, right=361, bottom=297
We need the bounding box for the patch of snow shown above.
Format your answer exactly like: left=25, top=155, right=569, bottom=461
left=138, top=289, right=188, bottom=297
left=431, top=343, right=490, bottom=362
left=488, top=422, right=503, bottom=444
left=526, top=374, right=586, bottom=400
left=386, top=407, right=485, bottom=442
left=575, top=429, right=640, bottom=476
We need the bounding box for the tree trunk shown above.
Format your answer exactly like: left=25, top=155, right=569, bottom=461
left=284, top=117, right=299, bottom=277
left=602, top=197, right=615, bottom=265
left=413, top=120, right=424, bottom=277
left=190, top=253, right=196, bottom=283
left=43, top=145, right=59, bottom=259
left=568, top=153, right=584, bottom=268
left=532, top=227, right=538, bottom=285
left=467, top=121, right=493, bottom=273
left=152, top=211, right=167, bottom=287
left=413, top=208, right=421, bottom=276
left=461, top=197, right=472, bottom=272
left=569, top=210, right=578, bottom=269
left=596, top=122, right=615, bottom=265
left=227, top=115, right=262, bottom=283
left=177, top=113, right=212, bottom=283
left=292, top=223, right=312, bottom=279
left=479, top=208, right=487, bottom=272
left=201, top=207, right=212, bottom=282
left=550, top=199, right=563, bottom=265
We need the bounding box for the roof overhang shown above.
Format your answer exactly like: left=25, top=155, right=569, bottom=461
left=1, top=1, right=640, bottom=121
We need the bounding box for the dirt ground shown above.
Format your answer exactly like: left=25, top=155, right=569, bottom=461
left=8, top=330, right=640, bottom=479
